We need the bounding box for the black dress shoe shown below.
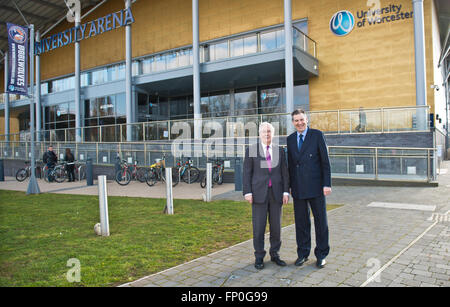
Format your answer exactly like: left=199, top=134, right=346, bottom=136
left=255, top=260, right=264, bottom=270
left=271, top=257, right=287, bottom=267
left=316, top=259, right=326, bottom=268
left=294, top=257, right=308, bottom=266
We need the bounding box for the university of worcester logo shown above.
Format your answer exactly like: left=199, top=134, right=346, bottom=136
left=329, top=10, right=355, bottom=36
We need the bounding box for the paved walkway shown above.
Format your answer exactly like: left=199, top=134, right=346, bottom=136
left=1, top=162, right=448, bottom=287
left=120, top=161, right=450, bottom=287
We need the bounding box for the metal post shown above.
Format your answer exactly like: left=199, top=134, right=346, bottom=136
left=4, top=52, right=10, bottom=142
left=125, top=0, right=133, bottom=142
left=192, top=0, right=201, bottom=140
left=412, top=0, right=427, bottom=130
left=27, top=24, right=40, bottom=195
left=98, top=175, right=110, bottom=236
left=165, top=167, right=174, bottom=214
left=206, top=162, right=212, bottom=202
left=75, top=18, right=82, bottom=142
left=35, top=30, right=41, bottom=142
left=86, top=157, right=93, bottom=186
left=284, top=0, right=294, bottom=117
left=375, top=148, right=378, bottom=180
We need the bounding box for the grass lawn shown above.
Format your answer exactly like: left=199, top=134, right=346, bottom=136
left=0, top=190, right=341, bottom=287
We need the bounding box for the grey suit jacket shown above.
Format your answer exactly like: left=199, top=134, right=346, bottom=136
left=243, top=142, right=289, bottom=204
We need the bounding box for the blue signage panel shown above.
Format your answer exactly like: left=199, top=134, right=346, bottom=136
left=6, top=23, right=29, bottom=95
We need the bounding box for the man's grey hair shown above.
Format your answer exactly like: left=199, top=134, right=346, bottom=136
left=259, top=122, right=275, bottom=135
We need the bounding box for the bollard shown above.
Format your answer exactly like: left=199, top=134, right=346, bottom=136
left=86, top=157, right=93, bottom=186
left=165, top=167, right=174, bottom=214
left=234, top=158, right=243, bottom=191
left=0, top=159, right=4, bottom=181
left=206, top=163, right=212, bottom=202
left=98, top=175, right=110, bottom=236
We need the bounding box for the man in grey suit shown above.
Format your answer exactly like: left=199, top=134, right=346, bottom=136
left=243, top=122, right=290, bottom=270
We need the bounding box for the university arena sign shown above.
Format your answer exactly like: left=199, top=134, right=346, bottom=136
left=35, top=7, right=135, bottom=55
left=330, top=3, right=413, bottom=36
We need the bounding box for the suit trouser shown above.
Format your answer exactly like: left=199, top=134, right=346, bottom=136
left=293, top=195, right=330, bottom=260
left=252, top=187, right=282, bottom=261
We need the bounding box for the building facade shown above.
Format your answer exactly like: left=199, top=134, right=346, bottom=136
left=0, top=0, right=448, bottom=144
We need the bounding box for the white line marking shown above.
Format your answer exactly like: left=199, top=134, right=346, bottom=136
left=360, top=219, right=438, bottom=287
left=368, top=202, right=436, bottom=212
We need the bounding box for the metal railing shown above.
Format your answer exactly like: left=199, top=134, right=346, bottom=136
left=0, top=105, right=430, bottom=143
left=0, top=141, right=437, bottom=183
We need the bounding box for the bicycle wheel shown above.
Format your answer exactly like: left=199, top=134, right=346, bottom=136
left=78, top=166, right=86, bottom=181
left=116, top=169, right=131, bottom=186
left=182, top=167, right=200, bottom=184
left=217, top=168, right=224, bottom=185
left=43, top=168, right=50, bottom=183
left=16, top=169, right=28, bottom=182
left=200, top=174, right=206, bottom=188
left=136, top=168, right=148, bottom=183
left=171, top=168, right=179, bottom=187
left=145, top=168, right=158, bottom=187
left=54, top=168, right=66, bottom=183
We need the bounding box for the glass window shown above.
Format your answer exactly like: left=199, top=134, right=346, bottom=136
left=115, top=93, right=126, bottom=117
left=68, top=101, right=76, bottom=121
left=40, top=83, right=48, bottom=95
left=153, top=54, right=166, bottom=72
left=200, top=96, right=210, bottom=117
left=132, top=61, right=140, bottom=76
left=56, top=103, right=69, bottom=121
left=276, top=29, right=285, bottom=49
left=142, top=57, right=153, bottom=74
left=260, top=86, right=282, bottom=114
left=243, top=35, right=257, bottom=55
left=213, top=41, right=228, bottom=60
left=260, top=30, right=277, bottom=52
left=235, top=88, right=257, bottom=115
left=166, top=52, right=178, bottom=70
left=178, top=49, right=191, bottom=67
left=81, top=72, right=91, bottom=87
left=92, top=68, right=107, bottom=85
left=99, top=96, right=115, bottom=117
left=85, top=98, right=99, bottom=118
left=230, top=38, right=243, bottom=57
left=211, top=92, right=231, bottom=117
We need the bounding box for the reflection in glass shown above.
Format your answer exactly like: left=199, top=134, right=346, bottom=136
left=235, top=89, right=257, bottom=115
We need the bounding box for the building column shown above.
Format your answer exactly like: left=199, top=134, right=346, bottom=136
left=75, top=20, right=82, bottom=142
left=4, top=52, right=10, bottom=142
left=27, top=24, right=40, bottom=194
left=284, top=0, right=295, bottom=134
left=412, top=0, right=427, bottom=130
left=125, top=0, right=133, bottom=142
left=192, top=0, right=201, bottom=141
left=35, top=30, right=41, bottom=142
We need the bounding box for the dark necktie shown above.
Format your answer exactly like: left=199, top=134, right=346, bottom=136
left=298, top=134, right=303, bottom=152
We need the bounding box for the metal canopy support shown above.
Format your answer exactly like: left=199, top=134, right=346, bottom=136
left=4, top=52, right=10, bottom=142
left=192, top=0, right=201, bottom=141
left=284, top=0, right=295, bottom=134
left=125, top=0, right=133, bottom=142
left=35, top=30, right=41, bottom=141
left=75, top=18, right=82, bottom=142
left=412, top=0, right=428, bottom=130
left=26, top=24, right=40, bottom=195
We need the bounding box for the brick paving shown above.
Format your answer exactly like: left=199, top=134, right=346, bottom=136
left=120, top=160, right=450, bottom=287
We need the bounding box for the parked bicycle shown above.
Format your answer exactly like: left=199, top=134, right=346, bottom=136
left=43, top=162, right=67, bottom=183
left=74, top=161, right=86, bottom=181
left=115, top=160, right=148, bottom=185
left=145, top=155, right=179, bottom=187
left=177, top=158, right=200, bottom=184
left=15, top=160, right=44, bottom=182
left=200, top=159, right=224, bottom=188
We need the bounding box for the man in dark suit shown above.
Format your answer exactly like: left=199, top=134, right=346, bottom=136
left=243, top=122, right=290, bottom=270
left=287, top=109, right=331, bottom=269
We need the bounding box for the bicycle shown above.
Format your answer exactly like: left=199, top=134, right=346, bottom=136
left=200, top=159, right=224, bottom=188
left=74, top=161, right=86, bottom=181
left=177, top=158, right=200, bottom=184
left=115, top=160, right=148, bottom=185
left=145, top=155, right=179, bottom=187
left=15, top=160, right=43, bottom=182
left=43, top=162, right=67, bottom=183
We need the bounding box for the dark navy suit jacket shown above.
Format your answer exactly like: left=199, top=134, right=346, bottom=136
left=287, top=128, right=331, bottom=200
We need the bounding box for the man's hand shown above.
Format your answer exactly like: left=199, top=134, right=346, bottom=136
left=283, top=195, right=289, bottom=205
left=323, top=187, right=332, bottom=196
left=245, top=194, right=253, bottom=204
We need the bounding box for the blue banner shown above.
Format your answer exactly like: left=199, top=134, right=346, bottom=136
left=6, top=23, right=28, bottom=96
